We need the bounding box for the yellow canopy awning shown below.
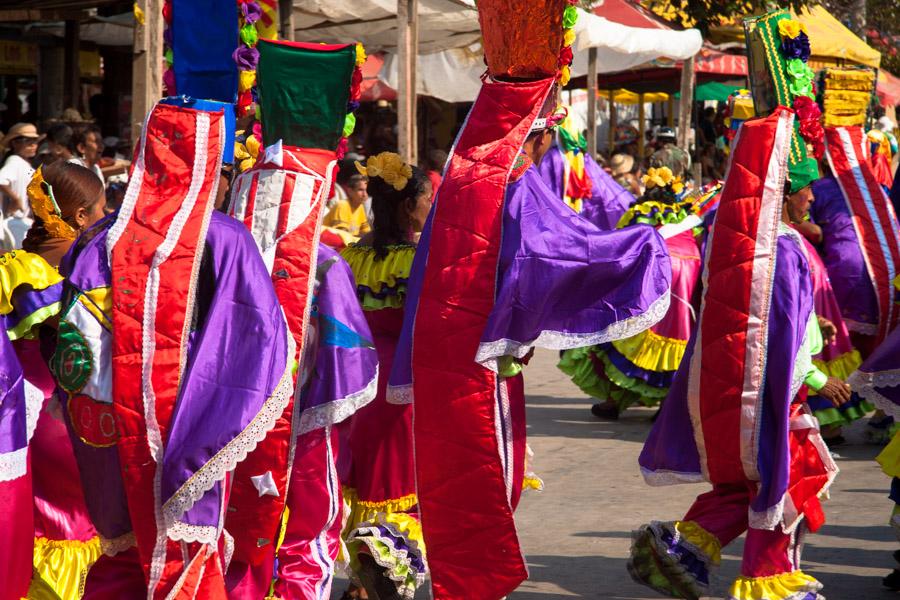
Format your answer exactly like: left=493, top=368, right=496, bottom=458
left=603, top=89, right=670, bottom=104
left=705, top=5, right=882, bottom=68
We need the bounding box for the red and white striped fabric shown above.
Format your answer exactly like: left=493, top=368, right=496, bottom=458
left=224, top=142, right=337, bottom=567
left=825, top=125, right=900, bottom=343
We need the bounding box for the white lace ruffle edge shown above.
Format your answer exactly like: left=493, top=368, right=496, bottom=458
left=100, top=532, right=137, bottom=557
left=640, top=466, right=706, bottom=487
left=168, top=521, right=219, bottom=546
left=475, top=290, right=671, bottom=371
left=161, top=334, right=295, bottom=526
left=0, top=379, right=43, bottom=482
left=386, top=383, right=412, bottom=405
left=848, top=368, right=900, bottom=419
left=296, top=367, right=379, bottom=435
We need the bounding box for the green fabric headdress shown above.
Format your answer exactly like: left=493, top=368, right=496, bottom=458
left=744, top=9, right=821, bottom=193
left=256, top=40, right=358, bottom=151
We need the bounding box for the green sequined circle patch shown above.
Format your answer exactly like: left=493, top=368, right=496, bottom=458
left=50, top=320, right=93, bottom=394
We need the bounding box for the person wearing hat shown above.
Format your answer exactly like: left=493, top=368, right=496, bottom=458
left=610, top=152, right=642, bottom=197
left=649, top=125, right=691, bottom=179
left=0, top=122, right=42, bottom=248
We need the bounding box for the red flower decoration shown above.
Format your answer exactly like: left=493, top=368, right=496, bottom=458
left=162, top=1, right=172, bottom=23
left=350, top=68, right=362, bottom=102
left=793, top=95, right=821, bottom=123
left=236, top=89, right=253, bottom=117
left=558, top=45, right=574, bottom=67
left=336, top=137, right=349, bottom=159
left=799, top=118, right=823, bottom=143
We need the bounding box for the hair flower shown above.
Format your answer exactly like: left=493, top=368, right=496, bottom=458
left=238, top=70, right=256, bottom=93
left=355, top=43, right=367, bottom=67
left=559, top=65, right=571, bottom=86
left=564, top=28, right=576, bottom=48
left=356, top=152, right=413, bottom=191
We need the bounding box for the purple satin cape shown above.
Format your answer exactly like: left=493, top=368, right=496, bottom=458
left=849, top=324, right=900, bottom=416
left=297, top=244, right=378, bottom=432
left=640, top=233, right=814, bottom=523
left=537, top=145, right=632, bottom=230
left=60, top=211, right=290, bottom=536
left=389, top=164, right=671, bottom=391
left=810, top=175, right=879, bottom=330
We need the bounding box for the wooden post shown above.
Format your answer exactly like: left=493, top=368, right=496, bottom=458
left=278, top=0, right=295, bottom=41
left=132, top=0, right=163, bottom=142
left=638, top=92, right=645, bottom=160
left=397, top=0, right=418, bottom=164
left=586, top=47, right=598, bottom=159
left=667, top=95, right=674, bottom=127
left=63, top=20, right=80, bottom=111
left=677, top=55, right=695, bottom=152
left=607, top=89, right=616, bottom=154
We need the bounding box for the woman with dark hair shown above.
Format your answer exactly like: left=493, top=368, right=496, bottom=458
left=2, top=161, right=106, bottom=597
left=339, top=152, right=432, bottom=600
left=45, top=123, right=77, bottom=162
left=69, top=123, right=104, bottom=185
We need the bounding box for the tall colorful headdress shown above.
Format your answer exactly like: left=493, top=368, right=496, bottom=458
left=225, top=38, right=365, bottom=565
left=744, top=9, right=822, bottom=192
left=808, top=37, right=900, bottom=342
left=107, top=101, right=293, bottom=598
left=387, top=1, right=578, bottom=598
left=820, top=67, right=875, bottom=128
left=161, top=0, right=270, bottom=162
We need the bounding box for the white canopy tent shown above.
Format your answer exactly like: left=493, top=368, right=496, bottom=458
left=289, top=0, right=702, bottom=160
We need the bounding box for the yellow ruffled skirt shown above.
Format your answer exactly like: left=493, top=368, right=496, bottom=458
left=31, top=537, right=101, bottom=600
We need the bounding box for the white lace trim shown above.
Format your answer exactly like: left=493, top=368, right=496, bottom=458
left=386, top=383, right=413, bottom=405
left=0, top=379, right=43, bottom=482
left=168, top=521, right=219, bottom=545
left=222, top=529, right=234, bottom=572
left=296, top=367, right=378, bottom=435
left=640, top=467, right=706, bottom=487
left=848, top=368, right=900, bottom=419
left=0, top=447, right=27, bottom=483
left=24, top=378, right=41, bottom=443
left=748, top=495, right=785, bottom=531
left=100, top=532, right=136, bottom=557
left=106, top=109, right=150, bottom=261
left=475, top=290, right=671, bottom=371
left=161, top=333, right=295, bottom=526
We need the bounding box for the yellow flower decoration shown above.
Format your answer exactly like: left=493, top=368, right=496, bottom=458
left=238, top=70, right=256, bottom=93
left=355, top=43, right=367, bottom=67
left=641, top=167, right=681, bottom=191
left=563, top=29, right=576, bottom=48
left=355, top=152, right=413, bottom=191
left=133, top=2, right=145, bottom=26
left=245, top=134, right=261, bottom=159
left=672, top=180, right=684, bottom=195
left=560, top=65, right=571, bottom=87
left=777, top=19, right=802, bottom=39
left=28, top=167, right=77, bottom=241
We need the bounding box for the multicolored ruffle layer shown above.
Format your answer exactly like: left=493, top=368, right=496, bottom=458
left=343, top=489, right=426, bottom=600
left=617, top=200, right=696, bottom=230
left=628, top=520, right=721, bottom=600
left=340, top=245, right=414, bottom=310
left=558, top=337, right=678, bottom=410
left=0, top=250, right=63, bottom=341
left=726, top=570, right=823, bottom=600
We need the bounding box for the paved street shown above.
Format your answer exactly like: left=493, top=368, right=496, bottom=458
left=336, top=349, right=896, bottom=599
